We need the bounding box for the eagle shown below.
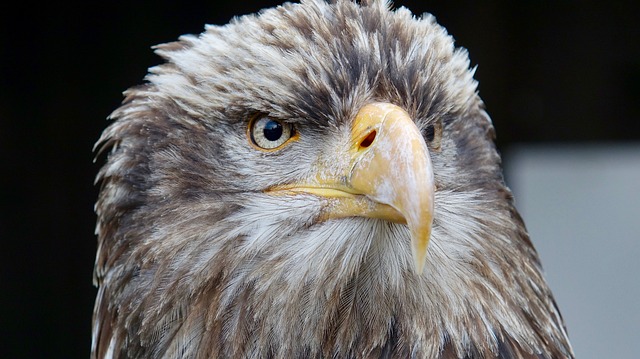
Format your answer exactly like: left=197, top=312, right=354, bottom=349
left=92, top=1, right=574, bottom=358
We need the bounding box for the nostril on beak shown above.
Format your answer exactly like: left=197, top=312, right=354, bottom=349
left=359, top=130, right=377, bottom=149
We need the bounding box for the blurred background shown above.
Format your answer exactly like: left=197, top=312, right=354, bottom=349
left=1, top=1, right=638, bottom=358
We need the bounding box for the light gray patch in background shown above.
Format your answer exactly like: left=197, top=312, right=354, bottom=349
left=504, top=143, right=640, bottom=359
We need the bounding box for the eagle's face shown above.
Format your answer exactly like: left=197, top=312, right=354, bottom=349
left=93, top=1, right=573, bottom=358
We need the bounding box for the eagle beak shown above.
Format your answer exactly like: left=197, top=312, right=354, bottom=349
left=267, top=102, right=435, bottom=273
left=347, top=103, right=435, bottom=273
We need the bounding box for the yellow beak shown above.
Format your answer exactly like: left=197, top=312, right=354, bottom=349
left=268, top=102, right=435, bottom=273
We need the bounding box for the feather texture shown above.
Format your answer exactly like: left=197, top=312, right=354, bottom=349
left=93, top=1, right=574, bottom=358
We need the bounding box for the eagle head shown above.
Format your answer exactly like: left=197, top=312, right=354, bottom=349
left=92, top=1, right=574, bottom=358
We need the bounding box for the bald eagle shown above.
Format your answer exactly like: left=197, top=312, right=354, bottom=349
left=92, top=1, right=574, bottom=358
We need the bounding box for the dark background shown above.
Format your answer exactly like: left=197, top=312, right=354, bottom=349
left=1, top=1, right=638, bottom=358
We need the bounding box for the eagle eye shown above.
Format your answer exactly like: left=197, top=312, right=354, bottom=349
left=424, top=120, right=443, bottom=151
left=248, top=115, right=295, bottom=150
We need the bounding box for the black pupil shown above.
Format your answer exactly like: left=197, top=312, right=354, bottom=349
left=263, top=120, right=283, bottom=141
